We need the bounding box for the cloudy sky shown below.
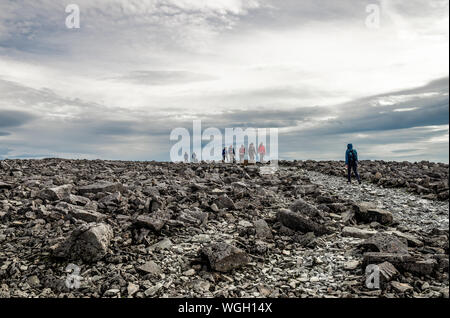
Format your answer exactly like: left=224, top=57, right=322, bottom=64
left=0, top=0, right=448, bottom=162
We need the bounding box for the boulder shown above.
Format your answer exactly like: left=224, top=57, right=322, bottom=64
left=52, top=223, right=113, bottom=262
left=253, top=219, right=273, bottom=240
left=137, top=260, right=162, bottom=276
left=377, top=262, right=399, bottom=287
left=215, top=194, right=236, bottom=210
left=200, top=242, right=249, bottom=273
left=55, top=202, right=106, bottom=223
left=98, top=192, right=122, bottom=206
left=402, top=258, right=437, bottom=276
left=353, top=202, right=393, bottom=225
left=344, top=260, right=360, bottom=270
left=289, top=198, right=324, bottom=219
left=62, top=194, right=92, bottom=207
left=39, top=184, right=72, bottom=201
left=127, top=283, right=139, bottom=296
left=365, top=209, right=393, bottom=225
left=177, top=209, right=208, bottom=226
left=391, top=281, right=413, bottom=293
left=134, top=210, right=170, bottom=232
left=385, top=230, right=423, bottom=247
left=294, top=232, right=317, bottom=247
left=433, top=254, right=449, bottom=273
left=360, top=233, right=409, bottom=255
left=277, top=208, right=330, bottom=236
left=363, top=252, right=414, bottom=268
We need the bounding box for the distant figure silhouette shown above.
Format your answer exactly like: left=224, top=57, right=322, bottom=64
left=345, top=143, right=361, bottom=184
left=222, top=147, right=228, bottom=163
left=239, top=145, right=246, bottom=163
left=228, top=145, right=235, bottom=163
left=184, top=152, right=189, bottom=163
left=249, top=143, right=256, bottom=163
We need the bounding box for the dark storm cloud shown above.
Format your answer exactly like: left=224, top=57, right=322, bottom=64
left=306, top=97, right=448, bottom=136
left=0, top=110, right=36, bottom=128
left=295, top=77, right=449, bottom=136
left=371, top=76, right=448, bottom=98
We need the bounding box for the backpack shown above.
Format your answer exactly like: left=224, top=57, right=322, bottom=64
left=348, top=149, right=356, bottom=164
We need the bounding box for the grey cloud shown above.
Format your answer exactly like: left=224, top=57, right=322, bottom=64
left=321, top=97, right=448, bottom=135
left=371, top=76, right=448, bottom=98
left=222, top=86, right=342, bottom=102
left=198, top=106, right=327, bottom=129
left=1, top=76, right=448, bottom=162
left=109, top=71, right=217, bottom=86
left=0, top=147, right=11, bottom=155
left=0, top=0, right=261, bottom=56
left=382, top=0, right=449, bottom=18
left=236, top=0, right=375, bottom=31
left=278, top=125, right=449, bottom=162
left=240, top=0, right=448, bottom=31
left=0, top=79, right=103, bottom=113
left=0, top=110, right=36, bottom=128
left=87, top=120, right=137, bottom=136
left=297, top=77, right=449, bottom=136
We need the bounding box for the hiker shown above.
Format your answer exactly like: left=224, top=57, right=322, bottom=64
left=258, top=142, right=266, bottom=163
left=184, top=152, right=189, bottom=163
left=192, top=152, right=197, bottom=163
left=239, top=145, right=246, bottom=163
left=345, top=143, right=361, bottom=184
left=228, top=145, right=235, bottom=163
left=222, top=147, right=228, bottom=163
left=249, top=143, right=256, bottom=163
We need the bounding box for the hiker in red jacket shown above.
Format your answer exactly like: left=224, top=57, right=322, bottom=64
left=258, top=142, right=266, bottom=163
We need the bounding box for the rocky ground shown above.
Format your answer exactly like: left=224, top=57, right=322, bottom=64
left=0, top=159, right=448, bottom=298
left=297, top=160, right=449, bottom=201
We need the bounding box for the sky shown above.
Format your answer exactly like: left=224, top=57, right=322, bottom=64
left=0, top=0, right=448, bottom=162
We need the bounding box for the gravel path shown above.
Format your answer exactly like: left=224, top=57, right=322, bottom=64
left=305, top=170, right=449, bottom=233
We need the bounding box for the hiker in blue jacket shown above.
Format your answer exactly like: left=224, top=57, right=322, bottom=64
left=345, top=144, right=361, bottom=184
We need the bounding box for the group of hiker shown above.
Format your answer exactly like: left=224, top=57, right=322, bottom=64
left=182, top=142, right=266, bottom=164
left=222, top=142, right=266, bottom=164
left=183, top=142, right=362, bottom=185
